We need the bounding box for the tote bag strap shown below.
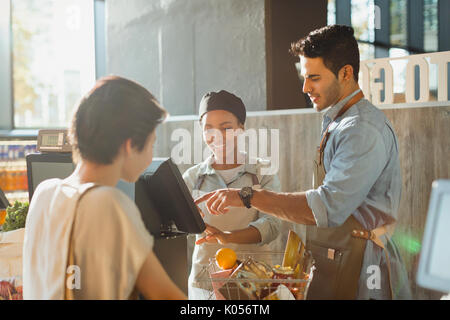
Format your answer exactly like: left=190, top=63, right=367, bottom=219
left=64, top=183, right=99, bottom=300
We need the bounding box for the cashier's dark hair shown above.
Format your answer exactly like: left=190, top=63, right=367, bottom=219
left=69, top=76, right=167, bottom=164
left=290, top=25, right=360, bottom=81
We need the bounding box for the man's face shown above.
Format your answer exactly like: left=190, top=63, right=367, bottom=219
left=300, top=56, right=342, bottom=112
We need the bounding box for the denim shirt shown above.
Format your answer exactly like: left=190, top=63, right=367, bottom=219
left=306, top=90, right=412, bottom=299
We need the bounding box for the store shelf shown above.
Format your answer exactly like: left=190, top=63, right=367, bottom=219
left=0, top=141, right=36, bottom=204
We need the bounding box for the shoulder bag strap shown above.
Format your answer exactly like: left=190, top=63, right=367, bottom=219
left=64, top=184, right=99, bottom=300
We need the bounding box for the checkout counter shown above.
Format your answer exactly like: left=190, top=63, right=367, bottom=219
left=26, top=130, right=206, bottom=295
left=23, top=131, right=450, bottom=300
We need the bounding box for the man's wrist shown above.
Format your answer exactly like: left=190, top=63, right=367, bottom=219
left=222, top=231, right=232, bottom=244
left=250, top=188, right=265, bottom=209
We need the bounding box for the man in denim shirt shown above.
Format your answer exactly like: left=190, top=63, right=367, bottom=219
left=196, top=25, right=411, bottom=299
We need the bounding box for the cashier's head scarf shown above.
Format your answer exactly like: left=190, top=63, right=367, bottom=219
left=199, top=90, right=246, bottom=125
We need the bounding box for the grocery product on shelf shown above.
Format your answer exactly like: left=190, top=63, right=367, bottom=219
left=0, top=141, right=36, bottom=204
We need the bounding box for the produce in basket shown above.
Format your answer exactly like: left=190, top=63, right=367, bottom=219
left=263, top=284, right=296, bottom=300
left=0, top=281, right=14, bottom=298
left=211, top=230, right=314, bottom=300
left=240, top=258, right=273, bottom=280
left=0, top=279, right=23, bottom=300
left=282, top=230, right=305, bottom=276
left=215, top=248, right=237, bottom=270
left=219, top=268, right=260, bottom=300
left=1, top=201, right=29, bottom=232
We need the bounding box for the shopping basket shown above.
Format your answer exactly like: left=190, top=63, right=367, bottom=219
left=192, top=251, right=314, bottom=300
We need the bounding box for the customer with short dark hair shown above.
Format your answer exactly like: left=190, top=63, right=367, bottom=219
left=23, top=76, right=186, bottom=300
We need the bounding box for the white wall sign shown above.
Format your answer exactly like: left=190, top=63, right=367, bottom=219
left=360, top=51, right=450, bottom=105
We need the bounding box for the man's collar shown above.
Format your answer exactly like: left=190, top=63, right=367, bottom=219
left=323, top=89, right=361, bottom=122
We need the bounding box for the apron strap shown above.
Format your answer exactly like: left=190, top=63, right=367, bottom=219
left=248, top=172, right=261, bottom=189
left=230, top=172, right=261, bottom=189
left=193, top=174, right=206, bottom=191
left=313, top=92, right=364, bottom=188
left=350, top=224, right=395, bottom=249
left=351, top=223, right=396, bottom=299
left=318, top=91, right=365, bottom=158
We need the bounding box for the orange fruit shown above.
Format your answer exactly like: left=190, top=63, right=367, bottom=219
left=0, top=210, right=6, bottom=226
left=215, top=248, right=237, bottom=270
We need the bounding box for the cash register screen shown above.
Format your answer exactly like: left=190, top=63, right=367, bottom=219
left=26, top=153, right=75, bottom=201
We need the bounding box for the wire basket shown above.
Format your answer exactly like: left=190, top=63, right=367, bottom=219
left=191, top=251, right=314, bottom=300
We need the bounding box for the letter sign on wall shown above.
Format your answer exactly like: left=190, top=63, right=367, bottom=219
left=360, top=51, right=450, bottom=105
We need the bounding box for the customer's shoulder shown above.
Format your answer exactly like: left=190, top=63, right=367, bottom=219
left=77, top=186, right=146, bottom=232
left=81, top=185, right=134, bottom=208
left=32, top=178, right=63, bottom=198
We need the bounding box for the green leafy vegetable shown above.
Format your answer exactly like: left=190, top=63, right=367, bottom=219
left=1, top=201, right=29, bottom=232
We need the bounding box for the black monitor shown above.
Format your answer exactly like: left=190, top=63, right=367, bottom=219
left=26, top=153, right=75, bottom=201
left=0, top=187, right=10, bottom=209
left=25, top=154, right=205, bottom=236
left=136, top=158, right=206, bottom=235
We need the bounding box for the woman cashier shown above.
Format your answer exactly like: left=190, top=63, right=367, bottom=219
left=23, top=76, right=186, bottom=300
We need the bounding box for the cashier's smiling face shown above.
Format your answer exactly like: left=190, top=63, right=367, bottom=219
left=300, top=56, right=342, bottom=112
left=201, top=110, right=244, bottom=163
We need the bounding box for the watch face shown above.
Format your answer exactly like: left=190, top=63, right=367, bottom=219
left=240, top=187, right=252, bottom=197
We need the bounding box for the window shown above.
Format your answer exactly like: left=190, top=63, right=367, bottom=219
left=329, top=0, right=444, bottom=59
left=0, top=0, right=104, bottom=133
left=390, top=0, right=407, bottom=47
left=351, top=0, right=375, bottom=43
left=327, top=0, right=336, bottom=25
left=11, top=0, right=96, bottom=129
left=351, top=0, right=376, bottom=60
left=423, top=0, right=438, bottom=52
left=328, top=0, right=447, bottom=103
left=388, top=48, right=409, bottom=102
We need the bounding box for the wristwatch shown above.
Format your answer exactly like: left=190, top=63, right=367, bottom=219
left=239, top=186, right=254, bottom=209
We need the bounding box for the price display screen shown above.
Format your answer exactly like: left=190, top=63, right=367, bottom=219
left=41, top=134, right=62, bottom=147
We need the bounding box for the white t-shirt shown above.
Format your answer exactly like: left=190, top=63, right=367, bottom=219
left=215, top=165, right=245, bottom=184
left=23, top=177, right=153, bottom=300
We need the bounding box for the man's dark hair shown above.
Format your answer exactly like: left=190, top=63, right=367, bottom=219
left=70, top=75, right=167, bottom=164
left=290, top=25, right=360, bottom=81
